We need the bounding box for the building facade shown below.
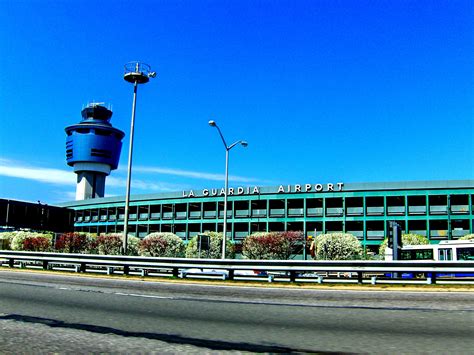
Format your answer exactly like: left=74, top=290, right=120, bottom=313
left=1, top=199, right=74, bottom=233
left=60, top=180, right=474, bottom=252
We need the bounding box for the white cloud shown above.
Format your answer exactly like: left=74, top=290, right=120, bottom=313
left=0, top=159, right=186, bottom=192
left=62, top=191, right=77, bottom=200
left=0, top=159, right=74, bottom=185
left=133, top=165, right=260, bottom=183
left=107, top=176, right=183, bottom=192
left=50, top=190, right=77, bottom=202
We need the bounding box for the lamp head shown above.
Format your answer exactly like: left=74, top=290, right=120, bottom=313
left=148, top=71, right=157, bottom=78
left=208, top=120, right=216, bottom=127
left=241, top=141, right=248, bottom=147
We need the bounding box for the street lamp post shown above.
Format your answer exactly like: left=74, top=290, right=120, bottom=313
left=208, top=120, right=247, bottom=259
left=122, top=62, right=156, bottom=255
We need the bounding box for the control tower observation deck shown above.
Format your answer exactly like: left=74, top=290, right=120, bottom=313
left=65, top=103, right=125, bottom=200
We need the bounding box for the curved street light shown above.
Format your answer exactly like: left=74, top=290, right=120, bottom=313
left=208, top=120, right=247, bottom=259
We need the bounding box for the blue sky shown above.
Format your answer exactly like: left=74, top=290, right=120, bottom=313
left=0, top=0, right=473, bottom=204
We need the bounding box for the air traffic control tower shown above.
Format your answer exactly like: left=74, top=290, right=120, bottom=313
left=65, top=103, right=125, bottom=200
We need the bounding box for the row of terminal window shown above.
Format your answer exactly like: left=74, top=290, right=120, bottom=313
left=75, top=206, right=471, bottom=222
left=74, top=197, right=472, bottom=222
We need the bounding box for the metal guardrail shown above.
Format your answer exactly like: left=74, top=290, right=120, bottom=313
left=0, top=251, right=473, bottom=284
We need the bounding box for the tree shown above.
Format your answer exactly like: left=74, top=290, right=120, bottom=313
left=242, top=231, right=302, bottom=260
left=313, top=233, right=362, bottom=260
left=185, top=232, right=234, bottom=259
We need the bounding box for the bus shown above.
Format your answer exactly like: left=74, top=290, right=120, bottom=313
left=399, top=240, right=474, bottom=261
left=385, top=240, right=474, bottom=278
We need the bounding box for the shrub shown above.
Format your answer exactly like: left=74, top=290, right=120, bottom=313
left=10, top=231, right=33, bottom=251
left=95, top=233, right=140, bottom=256
left=460, top=234, right=474, bottom=240
left=55, top=232, right=93, bottom=253
left=126, top=236, right=140, bottom=256
left=96, top=234, right=123, bottom=255
left=242, top=231, right=303, bottom=260
left=0, top=232, right=16, bottom=250
left=3, top=231, right=53, bottom=251
left=378, top=233, right=429, bottom=255
left=185, top=232, right=235, bottom=259
left=23, top=236, right=51, bottom=252
left=313, top=233, right=362, bottom=260
left=10, top=231, right=52, bottom=251
left=138, top=232, right=185, bottom=258
left=95, top=233, right=139, bottom=256
left=86, top=234, right=99, bottom=254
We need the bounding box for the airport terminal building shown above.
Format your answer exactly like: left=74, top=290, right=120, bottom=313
left=60, top=180, right=474, bottom=251
left=60, top=104, right=473, bottom=251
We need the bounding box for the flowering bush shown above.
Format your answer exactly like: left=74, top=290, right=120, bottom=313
left=95, top=233, right=139, bottom=256
left=242, top=231, right=303, bottom=260
left=0, top=232, right=15, bottom=250
left=1, top=231, right=53, bottom=251
left=55, top=232, right=94, bottom=253
left=138, top=233, right=185, bottom=257
left=96, top=234, right=123, bottom=255
left=313, top=233, right=362, bottom=260
left=127, top=236, right=140, bottom=256
left=10, top=231, right=53, bottom=251
left=10, top=231, right=33, bottom=250
left=378, top=233, right=429, bottom=255
left=186, top=232, right=235, bottom=259
left=22, top=236, right=52, bottom=252
left=460, top=234, right=474, bottom=240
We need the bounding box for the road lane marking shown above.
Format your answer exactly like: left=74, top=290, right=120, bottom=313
left=114, top=292, right=173, bottom=300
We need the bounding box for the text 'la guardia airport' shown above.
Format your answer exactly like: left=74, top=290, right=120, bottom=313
left=182, top=182, right=345, bottom=198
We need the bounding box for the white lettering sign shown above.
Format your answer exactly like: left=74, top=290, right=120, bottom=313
left=181, top=182, right=344, bottom=197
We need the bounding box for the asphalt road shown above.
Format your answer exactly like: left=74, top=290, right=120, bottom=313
left=0, top=270, right=473, bottom=353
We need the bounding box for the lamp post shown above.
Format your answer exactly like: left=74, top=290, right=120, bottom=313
left=122, top=62, right=156, bottom=254
left=208, top=120, right=247, bottom=259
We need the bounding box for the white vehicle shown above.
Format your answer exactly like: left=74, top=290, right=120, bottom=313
left=386, top=240, right=474, bottom=261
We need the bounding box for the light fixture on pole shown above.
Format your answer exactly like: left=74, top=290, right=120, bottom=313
left=208, top=120, right=247, bottom=259
left=122, top=61, right=156, bottom=255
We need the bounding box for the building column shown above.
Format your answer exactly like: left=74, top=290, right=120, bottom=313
left=342, top=196, right=346, bottom=232
left=404, top=195, right=408, bottom=233
left=363, top=218, right=367, bottom=247
left=469, top=194, right=473, bottom=233
left=214, top=201, right=218, bottom=233
left=447, top=195, right=452, bottom=239
left=427, top=219, right=430, bottom=241
left=322, top=197, right=326, bottom=233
